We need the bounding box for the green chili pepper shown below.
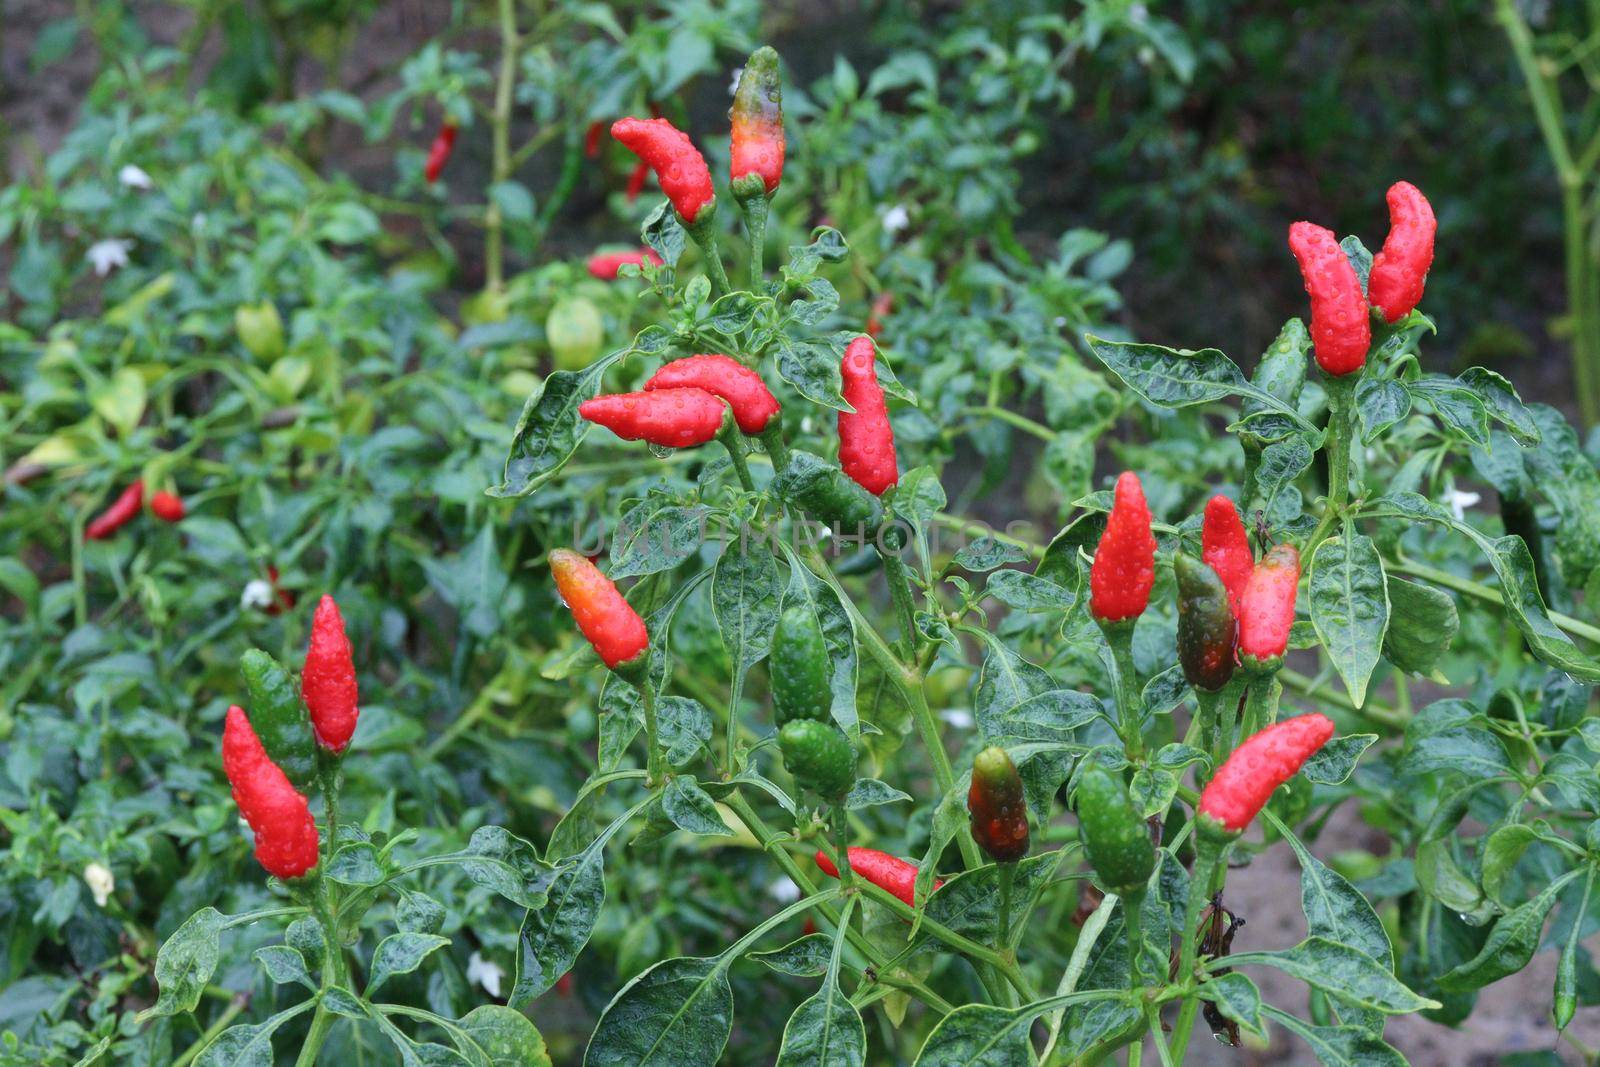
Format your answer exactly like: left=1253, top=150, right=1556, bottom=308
left=239, top=648, right=318, bottom=791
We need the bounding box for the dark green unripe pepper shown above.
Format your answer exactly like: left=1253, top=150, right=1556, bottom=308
left=771, top=604, right=830, bottom=726
left=1074, top=762, right=1155, bottom=900
left=239, top=648, right=318, bottom=791
left=968, top=746, right=1029, bottom=863
left=772, top=450, right=884, bottom=537
left=1175, top=554, right=1238, bottom=693
left=778, top=719, right=855, bottom=799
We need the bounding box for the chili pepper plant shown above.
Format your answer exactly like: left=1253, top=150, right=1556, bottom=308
left=473, top=46, right=1600, bottom=1066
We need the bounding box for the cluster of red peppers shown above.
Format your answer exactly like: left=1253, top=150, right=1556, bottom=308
left=222, top=595, right=359, bottom=879
left=85, top=479, right=185, bottom=540
left=1288, top=181, right=1436, bottom=377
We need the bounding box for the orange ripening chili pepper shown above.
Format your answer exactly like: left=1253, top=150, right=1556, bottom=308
left=549, top=549, right=649, bottom=670
left=729, top=46, right=784, bottom=199
left=968, top=746, right=1030, bottom=863
left=1090, top=472, right=1157, bottom=623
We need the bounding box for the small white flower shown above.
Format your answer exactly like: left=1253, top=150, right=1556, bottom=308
left=729, top=69, right=743, bottom=97
left=939, top=709, right=975, bottom=729
left=880, top=204, right=910, bottom=234
left=1442, top=488, right=1480, bottom=521
left=83, top=862, right=115, bottom=908
left=467, top=952, right=503, bottom=998
left=1053, top=316, right=1068, bottom=328
left=241, top=579, right=275, bottom=611
left=118, top=164, right=152, bottom=190
left=86, top=239, right=132, bottom=277
left=768, top=878, right=801, bottom=903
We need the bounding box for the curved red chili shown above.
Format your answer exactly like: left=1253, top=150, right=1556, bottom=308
left=222, top=706, right=320, bottom=879
left=424, top=122, right=459, bottom=184
left=1237, top=544, right=1300, bottom=662
left=1367, top=181, right=1436, bottom=323
left=1090, top=472, right=1157, bottom=623
left=580, top=388, right=729, bottom=448
left=837, top=336, right=898, bottom=496
left=586, top=248, right=663, bottom=280
left=1288, top=221, right=1370, bottom=376
left=301, top=595, right=359, bottom=754
left=1198, top=713, right=1335, bottom=833
left=549, top=549, right=649, bottom=670
left=645, top=354, right=780, bottom=434
left=1201, top=495, right=1253, bottom=617
left=87, top=480, right=145, bottom=540
left=729, top=46, right=784, bottom=197
left=625, top=160, right=650, bottom=203
left=814, top=847, right=942, bottom=906
left=610, top=117, right=714, bottom=223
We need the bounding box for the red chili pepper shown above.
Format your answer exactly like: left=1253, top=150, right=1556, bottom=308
left=549, top=548, right=649, bottom=670
left=644, top=354, right=780, bottom=434
left=1090, top=472, right=1157, bottom=623
left=1201, top=495, right=1252, bottom=617
left=87, top=480, right=144, bottom=540
left=1237, top=544, right=1300, bottom=663
left=586, top=248, right=664, bottom=280
left=579, top=388, right=729, bottom=449
left=424, top=122, right=459, bottom=184
left=1288, top=221, right=1369, bottom=376
left=610, top=117, right=714, bottom=223
left=149, top=490, right=185, bottom=523
left=837, top=336, right=898, bottom=496
left=222, top=705, right=320, bottom=879
left=1367, top=181, right=1436, bottom=324
left=301, top=595, right=359, bottom=755
left=968, top=746, right=1029, bottom=863
left=1198, top=713, right=1334, bottom=833
left=729, top=46, right=784, bottom=198
left=813, top=847, right=942, bottom=907
left=625, top=160, right=650, bottom=203
left=866, top=292, right=893, bottom=340
left=584, top=121, right=604, bottom=159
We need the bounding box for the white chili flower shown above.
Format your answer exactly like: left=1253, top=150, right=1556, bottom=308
left=83, top=862, right=115, bottom=908
left=768, top=877, right=801, bottom=903
left=880, top=204, right=910, bottom=234
left=466, top=952, right=503, bottom=998
left=939, top=709, right=975, bottom=729
left=241, top=579, right=275, bottom=611
left=118, top=165, right=153, bottom=190
left=86, top=239, right=132, bottom=277
left=1442, top=488, right=1480, bottom=521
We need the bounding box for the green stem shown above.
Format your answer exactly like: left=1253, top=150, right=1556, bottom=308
left=171, top=994, right=248, bottom=1067
left=296, top=881, right=349, bottom=1067
left=1389, top=557, right=1600, bottom=644
left=743, top=195, right=769, bottom=289
left=1123, top=892, right=1145, bottom=986
left=721, top=430, right=755, bottom=492
left=689, top=218, right=733, bottom=299
left=828, top=804, right=853, bottom=882
left=881, top=550, right=920, bottom=659
left=1038, top=890, right=1117, bottom=1064
left=639, top=683, right=664, bottom=786
left=484, top=0, right=518, bottom=293
left=759, top=419, right=790, bottom=471
left=1169, top=839, right=1227, bottom=1064
left=1148, top=1004, right=1177, bottom=1067
left=1305, top=374, right=1355, bottom=558
left=851, top=876, right=1037, bottom=1000
left=1101, top=621, right=1144, bottom=761
left=1237, top=670, right=1281, bottom=740
left=996, top=861, right=1015, bottom=948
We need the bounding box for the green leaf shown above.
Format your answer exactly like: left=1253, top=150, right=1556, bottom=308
left=779, top=553, right=860, bottom=736
left=845, top=778, right=912, bottom=809
left=1355, top=377, right=1410, bottom=444
left=713, top=537, right=782, bottom=674
left=1456, top=367, right=1540, bottom=446
left=1086, top=337, right=1246, bottom=409
left=1282, top=830, right=1393, bottom=968
left=457, top=1005, right=552, bottom=1067
left=775, top=902, right=864, bottom=1067
left=1408, top=377, right=1490, bottom=447
left=489, top=358, right=615, bottom=498
left=610, top=500, right=712, bottom=579
left=583, top=956, right=732, bottom=1066
left=143, top=907, right=224, bottom=1019
left=326, top=842, right=384, bottom=886
left=749, top=935, right=833, bottom=978
left=983, top=570, right=1076, bottom=612
left=1437, top=873, right=1580, bottom=992
left=1382, top=576, right=1458, bottom=675
left=1197, top=972, right=1266, bottom=1039
left=910, top=990, right=1123, bottom=1066
left=660, top=777, right=732, bottom=836
left=1222, top=937, right=1438, bottom=1014
left=1309, top=534, right=1389, bottom=707
left=458, top=826, right=555, bottom=909
left=775, top=337, right=848, bottom=411
left=367, top=932, right=450, bottom=995
left=253, top=945, right=314, bottom=990
left=1302, top=735, right=1378, bottom=785
left=1400, top=726, right=1513, bottom=780
left=1261, top=1004, right=1407, bottom=1067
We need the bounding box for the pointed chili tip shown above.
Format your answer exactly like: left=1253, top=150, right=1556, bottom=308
left=1089, top=471, right=1156, bottom=623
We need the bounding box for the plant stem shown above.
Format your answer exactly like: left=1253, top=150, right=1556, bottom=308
left=1168, top=840, right=1225, bottom=1064
left=484, top=0, right=518, bottom=293
left=1123, top=892, right=1144, bottom=985
left=996, top=861, right=1015, bottom=948
left=1389, top=557, right=1600, bottom=644
left=1305, top=374, right=1355, bottom=558
left=1102, top=621, right=1144, bottom=761
left=743, top=194, right=769, bottom=289
left=759, top=420, right=790, bottom=472
left=296, top=879, right=349, bottom=1067
left=1038, top=891, right=1117, bottom=1064
left=828, top=804, right=853, bottom=882
left=639, top=683, right=664, bottom=786
left=171, top=994, right=248, bottom=1067
left=1237, top=669, right=1281, bottom=738
left=881, top=550, right=920, bottom=659
left=721, top=431, right=755, bottom=492
left=689, top=220, right=733, bottom=299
